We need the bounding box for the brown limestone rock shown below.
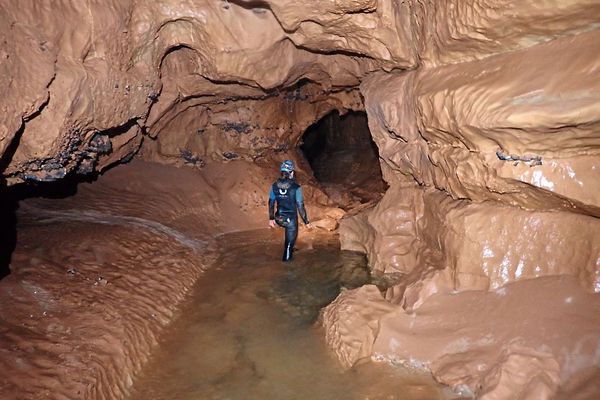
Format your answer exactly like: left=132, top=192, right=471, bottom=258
left=268, top=0, right=416, bottom=69
left=321, top=276, right=600, bottom=398
left=340, top=185, right=600, bottom=304
left=1, top=0, right=399, bottom=183
left=144, top=87, right=363, bottom=163
left=0, top=9, right=56, bottom=165
left=409, top=0, right=600, bottom=67
left=361, top=29, right=600, bottom=214
left=320, top=285, right=395, bottom=368
left=1, top=0, right=156, bottom=183
left=340, top=185, right=425, bottom=275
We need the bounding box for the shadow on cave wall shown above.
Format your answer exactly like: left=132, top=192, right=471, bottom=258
left=0, top=123, right=141, bottom=280
left=0, top=174, right=98, bottom=280
left=300, top=111, right=387, bottom=209
left=0, top=181, right=17, bottom=280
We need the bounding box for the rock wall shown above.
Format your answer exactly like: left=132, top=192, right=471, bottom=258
left=0, top=0, right=412, bottom=185
left=361, top=29, right=600, bottom=214
left=409, top=0, right=600, bottom=67
left=331, top=0, right=600, bottom=398
left=0, top=161, right=222, bottom=399
left=1, top=0, right=599, bottom=399
left=324, top=276, right=600, bottom=398
left=142, top=85, right=363, bottom=164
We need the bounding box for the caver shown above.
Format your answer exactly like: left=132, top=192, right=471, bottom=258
left=268, top=160, right=312, bottom=261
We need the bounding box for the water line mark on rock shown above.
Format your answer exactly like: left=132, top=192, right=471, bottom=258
left=20, top=205, right=206, bottom=252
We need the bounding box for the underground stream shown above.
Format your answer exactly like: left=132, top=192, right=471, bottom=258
left=128, top=230, right=457, bottom=400
left=4, top=6, right=598, bottom=397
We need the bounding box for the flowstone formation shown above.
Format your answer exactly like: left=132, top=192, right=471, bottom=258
left=1, top=1, right=599, bottom=400
left=325, top=2, right=600, bottom=399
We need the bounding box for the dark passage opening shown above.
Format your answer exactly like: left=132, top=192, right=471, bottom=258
left=300, top=111, right=387, bottom=209
left=0, top=173, right=97, bottom=280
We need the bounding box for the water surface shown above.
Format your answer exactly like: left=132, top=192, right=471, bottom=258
left=130, top=230, right=456, bottom=400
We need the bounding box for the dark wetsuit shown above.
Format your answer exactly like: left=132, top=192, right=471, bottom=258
left=268, top=178, right=309, bottom=261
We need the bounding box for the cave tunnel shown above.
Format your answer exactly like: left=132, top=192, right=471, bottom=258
left=1, top=2, right=600, bottom=400
left=300, top=111, right=387, bottom=208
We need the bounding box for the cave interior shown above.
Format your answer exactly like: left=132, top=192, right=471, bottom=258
left=0, top=1, right=599, bottom=399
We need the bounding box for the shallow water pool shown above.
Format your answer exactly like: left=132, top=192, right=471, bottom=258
left=129, top=230, right=456, bottom=400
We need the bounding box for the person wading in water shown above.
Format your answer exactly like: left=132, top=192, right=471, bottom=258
left=268, top=160, right=312, bottom=261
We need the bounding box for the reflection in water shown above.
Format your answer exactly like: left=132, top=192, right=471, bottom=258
left=130, top=231, right=456, bottom=400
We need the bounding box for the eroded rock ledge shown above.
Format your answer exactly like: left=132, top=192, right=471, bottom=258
left=322, top=2, right=600, bottom=398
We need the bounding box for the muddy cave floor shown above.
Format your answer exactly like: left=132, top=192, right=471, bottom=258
left=0, top=160, right=458, bottom=400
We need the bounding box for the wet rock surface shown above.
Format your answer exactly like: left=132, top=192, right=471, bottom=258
left=323, top=277, right=600, bottom=399
left=337, top=185, right=600, bottom=397
left=0, top=0, right=387, bottom=183
left=0, top=210, right=209, bottom=399
left=329, top=3, right=600, bottom=398
left=0, top=1, right=599, bottom=399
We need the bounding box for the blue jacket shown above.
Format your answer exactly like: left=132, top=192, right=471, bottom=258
left=268, top=178, right=309, bottom=224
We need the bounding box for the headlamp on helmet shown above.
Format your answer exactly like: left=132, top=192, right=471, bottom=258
left=280, top=160, right=294, bottom=173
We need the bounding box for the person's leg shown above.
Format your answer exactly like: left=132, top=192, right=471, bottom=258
left=282, top=220, right=298, bottom=261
